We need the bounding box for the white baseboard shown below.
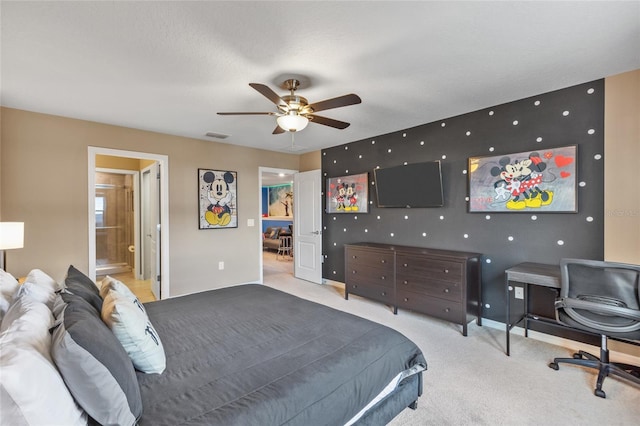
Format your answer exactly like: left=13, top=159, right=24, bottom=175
left=481, top=318, right=640, bottom=365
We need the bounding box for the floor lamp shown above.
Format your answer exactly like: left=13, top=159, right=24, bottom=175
left=0, top=222, right=24, bottom=272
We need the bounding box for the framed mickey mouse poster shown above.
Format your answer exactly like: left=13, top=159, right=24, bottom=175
left=467, top=145, right=577, bottom=213
left=326, top=172, right=369, bottom=214
left=198, top=169, right=238, bottom=229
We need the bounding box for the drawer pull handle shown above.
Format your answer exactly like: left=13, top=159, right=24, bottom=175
left=381, top=292, right=386, bottom=296
left=352, top=255, right=357, bottom=259
left=404, top=298, right=409, bottom=302
left=352, top=270, right=357, bottom=274
left=403, top=263, right=408, bottom=267
left=444, top=308, right=450, bottom=313
left=353, top=284, right=358, bottom=289
left=444, top=269, right=449, bottom=273
left=444, top=288, right=450, bottom=293
left=381, top=259, right=386, bottom=264
left=403, top=280, right=408, bottom=285
left=380, top=275, right=386, bottom=280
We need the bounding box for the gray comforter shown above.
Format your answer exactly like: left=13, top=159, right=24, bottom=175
left=136, top=284, right=426, bottom=426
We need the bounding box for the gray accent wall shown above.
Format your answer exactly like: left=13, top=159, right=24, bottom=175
left=322, top=80, right=604, bottom=323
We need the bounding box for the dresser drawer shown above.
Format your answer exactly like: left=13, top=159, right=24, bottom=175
left=346, top=266, right=394, bottom=289
left=396, top=290, right=464, bottom=324
left=396, top=255, right=462, bottom=283
left=346, top=248, right=395, bottom=270
left=396, top=275, right=461, bottom=302
left=347, top=282, right=394, bottom=304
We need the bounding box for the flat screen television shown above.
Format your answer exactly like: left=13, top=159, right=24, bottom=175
left=373, top=161, right=444, bottom=208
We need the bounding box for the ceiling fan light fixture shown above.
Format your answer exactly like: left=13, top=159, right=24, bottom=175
left=277, top=112, right=309, bottom=132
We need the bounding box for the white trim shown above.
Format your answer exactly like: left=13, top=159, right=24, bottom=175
left=88, top=147, right=171, bottom=299
left=482, top=318, right=640, bottom=365
left=258, top=166, right=298, bottom=285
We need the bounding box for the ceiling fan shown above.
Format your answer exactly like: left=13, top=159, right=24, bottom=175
left=217, top=79, right=361, bottom=134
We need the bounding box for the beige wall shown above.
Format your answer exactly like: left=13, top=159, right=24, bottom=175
left=604, top=70, right=640, bottom=264
left=298, top=150, right=321, bottom=172
left=0, top=108, right=299, bottom=296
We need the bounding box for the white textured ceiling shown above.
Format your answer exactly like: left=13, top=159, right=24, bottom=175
left=2, top=1, right=639, bottom=154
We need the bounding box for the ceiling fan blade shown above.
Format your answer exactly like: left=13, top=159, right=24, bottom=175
left=308, top=114, right=351, bottom=129
left=307, top=93, right=361, bottom=113
left=249, top=83, right=288, bottom=107
left=217, top=112, right=276, bottom=116
left=272, top=125, right=285, bottom=135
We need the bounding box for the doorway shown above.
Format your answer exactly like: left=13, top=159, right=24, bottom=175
left=88, top=147, right=170, bottom=299
left=259, top=167, right=297, bottom=284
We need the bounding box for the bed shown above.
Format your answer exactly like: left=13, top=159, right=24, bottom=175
left=0, top=267, right=426, bottom=426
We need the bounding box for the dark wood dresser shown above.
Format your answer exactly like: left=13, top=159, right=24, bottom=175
left=345, top=243, right=482, bottom=336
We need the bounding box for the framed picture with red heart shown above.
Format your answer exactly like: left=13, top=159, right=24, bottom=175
left=468, top=145, right=577, bottom=213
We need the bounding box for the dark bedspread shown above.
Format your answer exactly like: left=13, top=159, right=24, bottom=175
left=137, top=284, right=426, bottom=426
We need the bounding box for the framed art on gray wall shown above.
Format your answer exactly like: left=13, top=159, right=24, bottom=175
left=198, top=169, right=238, bottom=229
left=468, top=145, right=578, bottom=213
left=326, top=172, right=369, bottom=213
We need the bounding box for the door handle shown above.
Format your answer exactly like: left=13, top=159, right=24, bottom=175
left=312, top=231, right=320, bottom=235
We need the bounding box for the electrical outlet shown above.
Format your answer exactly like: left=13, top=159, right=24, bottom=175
left=514, top=286, right=524, bottom=300
left=218, top=261, right=224, bottom=270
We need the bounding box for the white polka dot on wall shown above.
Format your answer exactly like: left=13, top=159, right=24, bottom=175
left=486, top=258, right=492, bottom=264
left=441, top=122, right=446, bottom=127
left=513, top=120, right=519, bottom=126
left=466, top=131, right=471, bottom=136
left=403, top=133, right=407, bottom=137
left=579, top=181, right=586, bottom=187
left=563, top=110, right=570, bottom=116
left=440, top=216, right=444, bottom=220
left=390, top=233, right=394, bottom=237
left=531, top=215, right=537, bottom=221
left=462, top=170, right=467, bottom=175
left=323, top=152, right=326, bottom=156
left=442, top=155, right=447, bottom=160
left=486, top=215, right=491, bottom=220
left=404, top=162, right=408, bottom=165
left=333, top=242, right=337, bottom=246
left=371, top=140, right=375, bottom=144
left=594, top=154, right=602, bottom=160
left=587, top=88, right=595, bottom=94
left=463, top=234, right=469, bottom=239
left=343, top=228, right=347, bottom=232
left=588, top=129, right=595, bottom=135
left=534, top=100, right=541, bottom=106
left=377, top=215, right=381, bottom=220
left=508, top=236, right=514, bottom=242
left=420, top=141, right=425, bottom=145
left=489, top=111, right=494, bottom=116
left=333, top=160, right=337, bottom=164
left=422, top=232, right=427, bottom=237
left=354, top=216, right=358, bottom=220
left=387, top=149, right=392, bottom=153
left=536, top=137, right=543, bottom=143
left=345, top=146, right=348, bottom=150
left=404, top=215, right=409, bottom=220
left=586, top=217, right=594, bottom=222
left=365, top=229, right=368, bottom=233
left=465, top=196, right=469, bottom=201
left=485, top=304, right=491, bottom=309
left=359, top=155, right=363, bottom=159
left=333, top=217, right=337, bottom=221
left=345, top=170, right=348, bottom=173
left=489, top=147, right=495, bottom=152
left=557, top=240, right=565, bottom=246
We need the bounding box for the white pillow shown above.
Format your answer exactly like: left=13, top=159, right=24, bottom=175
left=15, top=269, right=61, bottom=310
left=0, top=269, right=20, bottom=321
left=100, top=275, right=146, bottom=314
left=101, top=289, right=165, bottom=374
left=0, top=294, right=87, bottom=425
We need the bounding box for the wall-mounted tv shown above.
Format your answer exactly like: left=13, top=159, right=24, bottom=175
left=373, top=161, right=444, bottom=208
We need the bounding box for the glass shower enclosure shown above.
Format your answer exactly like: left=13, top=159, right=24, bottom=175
left=95, top=171, right=135, bottom=275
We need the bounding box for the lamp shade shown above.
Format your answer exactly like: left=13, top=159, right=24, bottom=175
left=277, top=113, right=309, bottom=132
left=0, top=222, right=24, bottom=250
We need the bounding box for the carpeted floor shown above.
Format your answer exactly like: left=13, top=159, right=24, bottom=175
left=262, top=252, right=640, bottom=425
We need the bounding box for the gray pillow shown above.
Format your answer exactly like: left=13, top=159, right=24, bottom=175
left=50, top=293, right=142, bottom=425
left=64, top=265, right=103, bottom=313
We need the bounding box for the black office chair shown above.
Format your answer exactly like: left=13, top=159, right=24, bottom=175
left=548, top=258, right=640, bottom=398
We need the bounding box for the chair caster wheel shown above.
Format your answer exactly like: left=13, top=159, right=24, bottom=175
left=548, top=362, right=559, bottom=370
left=594, top=389, right=606, bottom=398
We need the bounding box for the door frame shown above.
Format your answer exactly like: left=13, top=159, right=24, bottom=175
left=88, top=147, right=171, bottom=298
left=258, top=166, right=298, bottom=284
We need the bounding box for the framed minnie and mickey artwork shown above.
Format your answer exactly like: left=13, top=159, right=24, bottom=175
left=326, top=172, right=369, bottom=214
left=468, top=145, right=577, bottom=213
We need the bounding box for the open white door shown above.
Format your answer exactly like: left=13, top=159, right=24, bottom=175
left=293, top=170, right=323, bottom=284
left=142, top=162, right=161, bottom=299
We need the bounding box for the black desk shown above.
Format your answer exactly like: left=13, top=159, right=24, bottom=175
left=505, top=262, right=560, bottom=356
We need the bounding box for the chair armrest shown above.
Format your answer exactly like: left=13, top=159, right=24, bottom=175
left=556, top=298, right=640, bottom=322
